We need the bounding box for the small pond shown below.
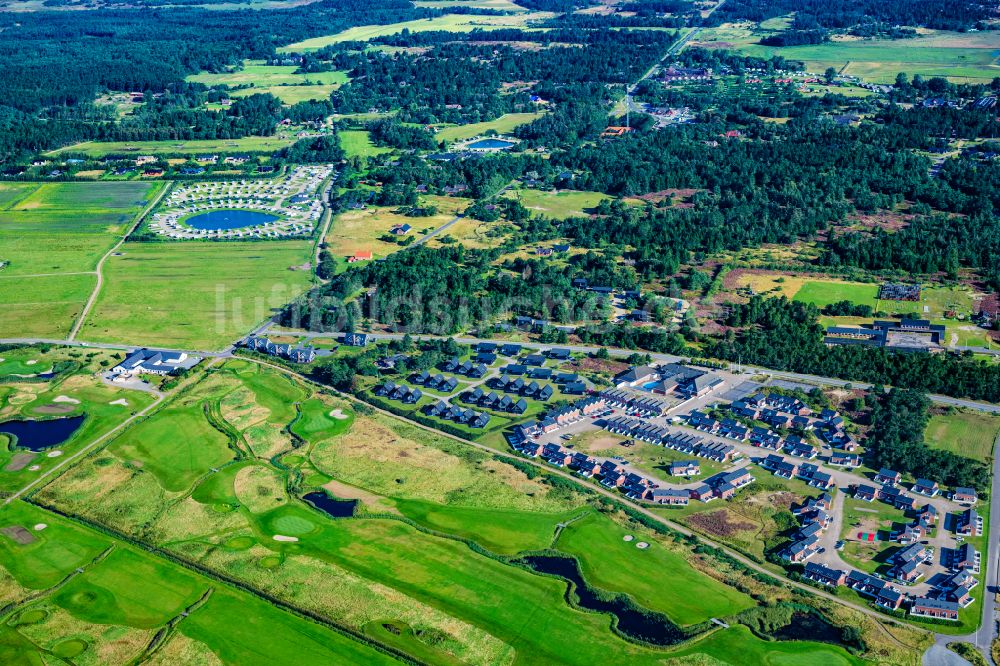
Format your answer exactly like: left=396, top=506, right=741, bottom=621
left=770, top=611, right=847, bottom=646
left=518, top=555, right=687, bottom=646
left=0, top=415, right=85, bottom=451
left=185, top=209, right=280, bottom=231
left=467, top=138, right=516, bottom=151
left=303, top=491, right=358, bottom=518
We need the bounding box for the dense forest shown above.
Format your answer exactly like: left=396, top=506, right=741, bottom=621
left=0, top=0, right=436, bottom=160
left=324, top=29, right=677, bottom=124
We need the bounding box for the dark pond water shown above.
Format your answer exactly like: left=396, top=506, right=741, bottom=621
left=185, top=209, right=280, bottom=230
left=0, top=415, right=85, bottom=451
left=770, top=611, right=845, bottom=645
left=518, top=555, right=687, bottom=646
left=303, top=491, right=358, bottom=518
left=467, top=138, right=515, bottom=150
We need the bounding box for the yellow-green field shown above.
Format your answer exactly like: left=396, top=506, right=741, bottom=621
left=339, top=130, right=393, bottom=159
left=326, top=195, right=466, bottom=261
left=428, top=216, right=508, bottom=249
left=435, top=112, right=545, bottom=143
left=925, top=410, right=1000, bottom=463
left=0, top=181, right=160, bottom=339
left=46, top=136, right=296, bottom=158
left=414, top=0, right=528, bottom=12
left=188, top=62, right=348, bottom=88
left=79, top=240, right=314, bottom=350
left=693, top=26, right=1000, bottom=83
left=229, top=84, right=339, bottom=104
left=278, top=12, right=554, bottom=52
left=501, top=188, right=613, bottom=220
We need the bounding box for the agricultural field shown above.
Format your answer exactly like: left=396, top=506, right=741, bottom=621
left=434, top=112, right=545, bottom=144
left=78, top=240, right=314, bottom=350
left=278, top=12, right=554, bottom=52
left=693, top=25, right=1000, bottom=83
left=0, top=181, right=161, bottom=338
left=924, top=410, right=1000, bottom=463
left=27, top=358, right=873, bottom=665
left=46, top=136, right=298, bottom=158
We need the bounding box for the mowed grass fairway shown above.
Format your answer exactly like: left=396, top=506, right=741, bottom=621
left=925, top=410, right=1000, bottom=463
left=108, top=404, right=234, bottom=492
left=394, top=498, right=582, bottom=554
left=79, top=240, right=314, bottom=349
left=278, top=12, right=554, bottom=52
left=0, top=181, right=159, bottom=338
left=555, top=512, right=754, bottom=626
left=0, top=501, right=401, bottom=665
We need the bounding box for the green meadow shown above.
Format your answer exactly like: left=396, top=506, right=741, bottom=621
left=188, top=61, right=349, bottom=105
left=79, top=240, right=314, bottom=350
left=924, top=410, right=1000, bottom=463
left=502, top=188, right=614, bottom=220
left=278, top=12, right=553, bottom=52
left=792, top=280, right=881, bottom=310
left=435, top=112, right=545, bottom=143
left=340, top=130, right=393, bottom=159
left=230, top=84, right=340, bottom=104
left=187, top=61, right=349, bottom=88
left=0, top=181, right=160, bottom=338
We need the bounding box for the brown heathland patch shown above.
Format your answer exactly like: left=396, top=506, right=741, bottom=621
left=688, top=509, right=756, bottom=538
left=0, top=525, right=36, bottom=545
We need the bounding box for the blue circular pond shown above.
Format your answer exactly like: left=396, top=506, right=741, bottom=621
left=184, top=209, right=280, bottom=231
